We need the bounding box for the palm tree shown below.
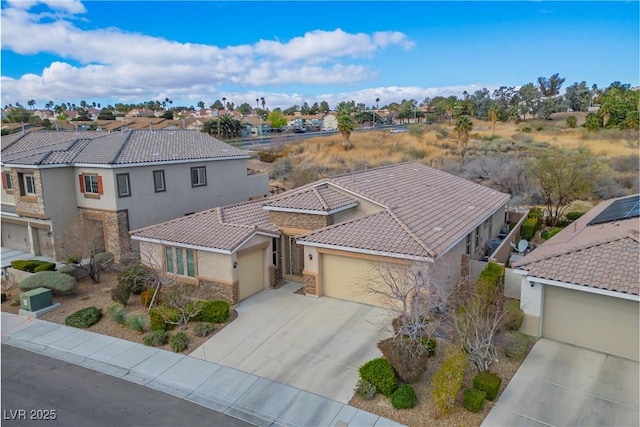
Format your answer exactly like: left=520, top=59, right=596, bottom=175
left=27, top=99, right=36, bottom=110
left=197, top=101, right=205, bottom=110
left=444, top=99, right=457, bottom=126
left=454, top=116, right=473, bottom=164
left=374, top=97, right=380, bottom=126
left=260, top=97, right=265, bottom=111
left=487, top=104, right=499, bottom=135
left=337, top=103, right=355, bottom=150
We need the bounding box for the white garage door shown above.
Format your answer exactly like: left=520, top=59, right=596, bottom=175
left=543, top=285, right=639, bottom=361
left=321, top=254, right=386, bottom=307
left=238, top=249, right=264, bottom=301
left=1, top=222, right=30, bottom=252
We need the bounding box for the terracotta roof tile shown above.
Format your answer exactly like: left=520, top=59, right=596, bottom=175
left=265, top=184, right=358, bottom=212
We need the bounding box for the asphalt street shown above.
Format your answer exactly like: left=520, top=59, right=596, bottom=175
left=1, top=345, right=252, bottom=427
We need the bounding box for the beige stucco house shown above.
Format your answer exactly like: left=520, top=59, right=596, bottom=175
left=131, top=162, right=511, bottom=307
left=515, top=194, right=639, bottom=361
left=1, top=130, right=269, bottom=261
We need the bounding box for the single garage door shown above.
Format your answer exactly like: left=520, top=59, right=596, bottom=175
left=543, top=285, right=639, bottom=361
left=321, top=254, right=385, bottom=307
left=237, top=249, right=264, bottom=301
left=1, top=221, right=30, bottom=252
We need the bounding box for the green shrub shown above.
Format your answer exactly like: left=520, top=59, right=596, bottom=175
left=463, top=388, right=487, bottom=413
left=520, top=217, right=538, bottom=241
left=196, top=300, right=229, bottom=323
left=106, top=303, right=128, bottom=325
left=565, top=211, right=585, bottom=221
left=140, top=288, right=160, bottom=307
left=65, top=306, right=102, bottom=328
left=354, top=379, right=377, bottom=400
left=566, top=116, right=578, bottom=128
left=18, top=271, right=77, bottom=295
left=149, top=306, right=180, bottom=331
left=391, top=384, right=418, bottom=409
left=540, top=227, right=563, bottom=240
left=142, top=330, right=169, bottom=347
left=358, top=358, right=397, bottom=397
left=430, top=349, right=467, bottom=415
left=476, top=262, right=504, bottom=305
left=57, top=264, right=77, bottom=275
left=193, top=322, right=215, bottom=337
left=503, top=331, right=531, bottom=360
left=117, top=263, right=150, bottom=294
left=94, top=252, right=114, bottom=265
left=11, top=259, right=51, bottom=273
left=521, top=126, right=532, bottom=133
left=169, top=332, right=188, bottom=353
left=110, top=283, right=131, bottom=306
left=34, top=262, right=56, bottom=272
left=419, top=337, right=437, bottom=357
left=503, top=299, right=524, bottom=331
left=473, top=371, right=502, bottom=401
left=125, top=314, right=146, bottom=333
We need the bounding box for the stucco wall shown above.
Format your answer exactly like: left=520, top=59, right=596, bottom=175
left=40, top=168, right=80, bottom=244
left=519, top=275, right=543, bottom=336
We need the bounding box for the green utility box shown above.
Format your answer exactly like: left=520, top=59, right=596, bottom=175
left=20, top=287, right=53, bottom=311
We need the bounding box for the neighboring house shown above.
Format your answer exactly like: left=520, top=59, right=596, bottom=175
left=1, top=130, right=269, bottom=261
left=131, top=162, right=510, bottom=306
left=514, top=194, right=639, bottom=361
left=321, top=113, right=338, bottom=131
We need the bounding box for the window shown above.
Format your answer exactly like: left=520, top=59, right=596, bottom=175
left=153, top=170, right=165, bottom=192
left=116, top=173, right=131, bottom=197
left=2, top=173, right=14, bottom=193
left=272, top=238, right=279, bottom=266
left=79, top=173, right=103, bottom=198
left=18, top=173, right=36, bottom=196
left=466, top=234, right=471, bottom=255
left=190, top=166, right=206, bottom=187
left=165, top=246, right=196, bottom=277
left=474, top=227, right=480, bottom=250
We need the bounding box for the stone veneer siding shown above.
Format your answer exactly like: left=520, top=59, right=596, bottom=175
left=77, top=208, right=130, bottom=262
left=303, top=273, right=318, bottom=296
left=14, top=169, right=46, bottom=218
left=196, top=278, right=239, bottom=305
left=268, top=211, right=333, bottom=231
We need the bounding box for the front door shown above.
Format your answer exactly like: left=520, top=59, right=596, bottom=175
left=284, top=235, right=304, bottom=282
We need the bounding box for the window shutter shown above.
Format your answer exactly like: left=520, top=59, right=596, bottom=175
left=79, top=174, right=85, bottom=192
left=1, top=174, right=6, bottom=190
left=97, top=176, right=104, bottom=195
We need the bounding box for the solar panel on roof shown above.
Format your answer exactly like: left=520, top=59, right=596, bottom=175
left=588, top=196, right=640, bottom=226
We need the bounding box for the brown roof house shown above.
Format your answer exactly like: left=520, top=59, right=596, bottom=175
left=1, top=130, right=269, bottom=262
left=131, top=162, right=511, bottom=306
left=514, top=194, right=639, bottom=361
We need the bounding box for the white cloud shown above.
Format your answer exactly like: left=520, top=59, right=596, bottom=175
left=6, top=0, right=86, bottom=14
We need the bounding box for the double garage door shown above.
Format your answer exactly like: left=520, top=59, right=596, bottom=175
left=543, top=285, right=639, bottom=361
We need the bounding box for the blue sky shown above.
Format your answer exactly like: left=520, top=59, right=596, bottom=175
left=1, top=1, right=638, bottom=110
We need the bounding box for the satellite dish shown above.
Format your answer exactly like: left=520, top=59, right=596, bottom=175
left=517, top=239, right=528, bottom=253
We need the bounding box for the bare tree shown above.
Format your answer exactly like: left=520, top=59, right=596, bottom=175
left=160, top=284, right=203, bottom=330
left=57, top=215, right=112, bottom=283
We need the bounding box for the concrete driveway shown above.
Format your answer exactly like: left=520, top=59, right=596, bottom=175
left=482, top=339, right=639, bottom=427
left=191, top=282, right=392, bottom=403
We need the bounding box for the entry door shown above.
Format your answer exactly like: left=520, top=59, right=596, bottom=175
left=284, top=236, right=304, bottom=281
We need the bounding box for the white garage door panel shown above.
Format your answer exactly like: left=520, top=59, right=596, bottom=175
left=322, top=254, right=384, bottom=307
left=543, top=286, right=639, bottom=361
left=2, top=222, right=30, bottom=252
left=238, top=250, right=264, bottom=301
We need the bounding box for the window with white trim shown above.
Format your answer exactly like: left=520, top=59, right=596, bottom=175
left=18, top=173, right=36, bottom=196
left=84, top=175, right=99, bottom=194
left=3, top=172, right=14, bottom=192
left=165, top=246, right=196, bottom=277
left=190, top=166, right=206, bottom=187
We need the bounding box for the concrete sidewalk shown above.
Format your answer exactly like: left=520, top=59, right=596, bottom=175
left=1, top=312, right=404, bottom=427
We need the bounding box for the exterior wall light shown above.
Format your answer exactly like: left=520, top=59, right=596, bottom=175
left=233, top=261, right=238, bottom=269
left=308, top=253, right=313, bottom=261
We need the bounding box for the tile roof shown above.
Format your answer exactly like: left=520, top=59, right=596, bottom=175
left=131, top=199, right=277, bottom=253
left=514, top=195, right=640, bottom=296
left=1, top=130, right=249, bottom=166
left=265, top=184, right=358, bottom=213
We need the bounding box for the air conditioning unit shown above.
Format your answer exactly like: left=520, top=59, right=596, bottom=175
left=20, top=287, right=53, bottom=312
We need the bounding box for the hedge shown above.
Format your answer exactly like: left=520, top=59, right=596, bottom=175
left=18, top=271, right=77, bottom=295
left=520, top=217, right=538, bottom=241
left=57, top=264, right=77, bottom=275
left=473, top=371, right=502, bottom=401
left=565, top=211, right=585, bottom=221
left=430, top=349, right=467, bottom=415
left=463, top=388, right=487, bottom=413
left=34, top=262, right=56, bottom=272
left=65, top=306, right=102, bottom=328
left=476, top=262, right=504, bottom=305
left=11, top=259, right=52, bottom=273
left=195, top=300, right=229, bottom=323
left=391, top=385, right=418, bottom=409
left=359, top=358, right=398, bottom=397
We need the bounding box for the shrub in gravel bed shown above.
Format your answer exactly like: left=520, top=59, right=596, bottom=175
left=354, top=379, right=377, bottom=400
left=142, top=331, right=169, bottom=347
left=107, top=303, right=128, bottom=325
left=65, top=306, right=102, bottom=328
left=149, top=306, right=181, bottom=331
left=125, top=314, right=146, bottom=334
left=57, top=264, right=77, bottom=275
left=503, top=331, right=530, bottom=360
left=463, top=388, right=487, bottom=412
left=473, top=371, right=502, bottom=401
left=503, top=299, right=524, bottom=331
left=169, top=332, right=188, bottom=353
left=195, top=300, right=229, bottom=323
left=359, top=357, right=397, bottom=397
left=430, top=349, right=467, bottom=415
left=110, top=283, right=131, bottom=306
left=391, top=384, right=418, bottom=409
left=193, top=322, right=215, bottom=337
left=19, top=271, right=77, bottom=295
left=117, top=263, right=151, bottom=294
